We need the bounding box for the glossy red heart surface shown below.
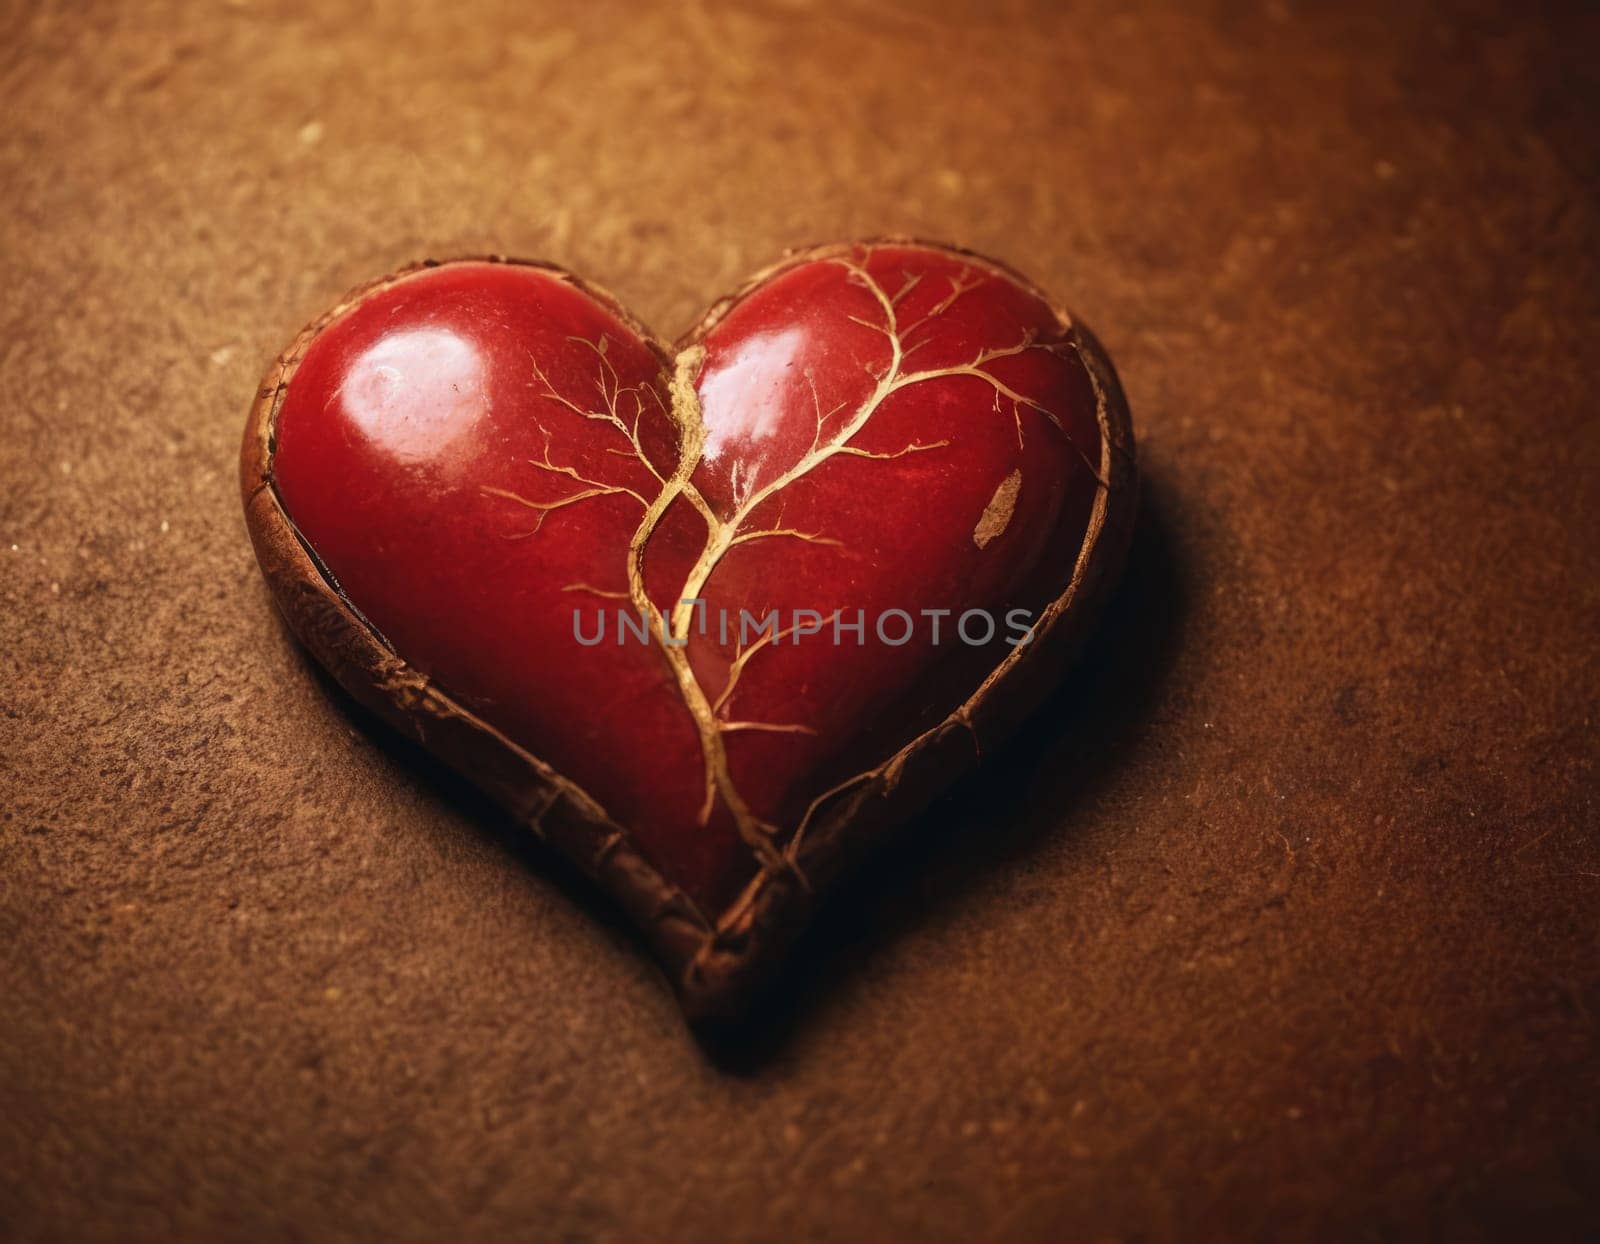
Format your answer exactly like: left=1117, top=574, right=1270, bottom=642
left=246, top=242, right=1134, bottom=1014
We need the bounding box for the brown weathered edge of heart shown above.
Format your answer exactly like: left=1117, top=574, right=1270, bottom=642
left=239, top=239, right=1138, bottom=1025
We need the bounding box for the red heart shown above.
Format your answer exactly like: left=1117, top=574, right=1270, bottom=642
left=242, top=241, right=1135, bottom=1019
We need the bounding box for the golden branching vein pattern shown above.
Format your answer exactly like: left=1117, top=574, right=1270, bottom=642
left=482, top=259, right=1093, bottom=874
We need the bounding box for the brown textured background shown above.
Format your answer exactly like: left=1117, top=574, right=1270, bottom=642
left=3, top=1, right=1598, bottom=1239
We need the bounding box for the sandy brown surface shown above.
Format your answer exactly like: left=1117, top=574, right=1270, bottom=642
left=3, top=1, right=1598, bottom=1239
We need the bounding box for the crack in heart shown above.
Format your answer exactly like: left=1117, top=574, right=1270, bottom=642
left=479, top=254, right=1097, bottom=883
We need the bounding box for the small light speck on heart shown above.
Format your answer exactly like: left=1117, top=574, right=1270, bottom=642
left=973, top=469, right=1022, bottom=549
